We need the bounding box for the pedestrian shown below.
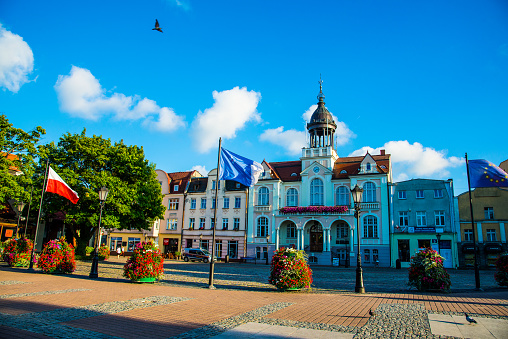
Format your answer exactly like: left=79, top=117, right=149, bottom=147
left=116, top=247, right=121, bottom=259
left=121, top=246, right=125, bottom=256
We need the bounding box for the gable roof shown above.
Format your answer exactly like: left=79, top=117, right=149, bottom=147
left=267, top=161, right=301, bottom=182
left=167, top=171, right=196, bottom=194
left=333, top=154, right=390, bottom=179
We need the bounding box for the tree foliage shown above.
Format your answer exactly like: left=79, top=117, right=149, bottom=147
left=0, top=114, right=45, bottom=208
left=38, top=129, right=165, bottom=254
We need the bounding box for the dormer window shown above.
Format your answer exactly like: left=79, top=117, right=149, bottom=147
left=291, top=173, right=297, bottom=177
left=340, top=170, right=347, bottom=174
left=366, top=163, right=371, bottom=171
left=173, top=184, right=179, bottom=192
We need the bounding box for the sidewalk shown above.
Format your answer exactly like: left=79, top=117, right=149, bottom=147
left=0, top=261, right=507, bottom=338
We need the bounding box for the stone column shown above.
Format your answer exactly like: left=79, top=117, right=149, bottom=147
left=500, top=222, right=506, bottom=243
left=297, top=229, right=301, bottom=250
left=276, top=228, right=280, bottom=249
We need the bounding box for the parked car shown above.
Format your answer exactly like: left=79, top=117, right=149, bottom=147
left=182, top=248, right=215, bottom=263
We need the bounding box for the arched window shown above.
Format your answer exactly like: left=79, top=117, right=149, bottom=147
left=363, top=215, right=378, bottom=238
left=258, top=187, right=269, bottom=206
left=286, top=188, right=298, bottom=207
left=257, top=217, right=269, bottom=237
left=310, top=178, right=324, bottom=206
left=335, top=186, right=350, bottom=206
left=362, top=182, right=376, bottom=203
left=336, top=221, right=349, bottom=238
left=286, top=223, right=296, bottom=238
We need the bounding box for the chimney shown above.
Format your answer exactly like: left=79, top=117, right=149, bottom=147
left=380, top=149, right=385, bottom=156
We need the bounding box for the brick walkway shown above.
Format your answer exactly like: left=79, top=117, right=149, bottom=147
left=0, top=260, right=507, bottom=338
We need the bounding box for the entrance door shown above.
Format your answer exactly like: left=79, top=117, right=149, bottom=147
left=310, top=224, right=323, bottom=252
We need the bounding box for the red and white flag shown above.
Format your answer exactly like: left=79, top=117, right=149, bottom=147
left=45, top=166, right=79, bottom=204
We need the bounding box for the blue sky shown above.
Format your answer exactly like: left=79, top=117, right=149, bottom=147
left=1, top=0, right=507, bottom=195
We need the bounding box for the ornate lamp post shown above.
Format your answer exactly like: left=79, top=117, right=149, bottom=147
left=351, top=184, right=365, bottom=293
left=436, top=233, right=442, bottom=255
left=15, top=201, right=26, bottom=238
left=89, top=186, right=109, bottom=278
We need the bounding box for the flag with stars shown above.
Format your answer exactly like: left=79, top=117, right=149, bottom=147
left=468, top=159, right=508, bottom=188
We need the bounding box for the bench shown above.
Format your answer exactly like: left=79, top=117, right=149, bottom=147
left=240, top=256, right=257, bottom=264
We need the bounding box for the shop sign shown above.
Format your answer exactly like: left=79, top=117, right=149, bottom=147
left=163, top=238, right=170, bottom=245
left=413, top=227, right=436, bottom=233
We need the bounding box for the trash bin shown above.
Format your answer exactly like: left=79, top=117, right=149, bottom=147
left=225, top=255, right=229, bottom=263
left=396, top=259, right=401, bottom=269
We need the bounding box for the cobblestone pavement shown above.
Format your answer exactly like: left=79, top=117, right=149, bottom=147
left=0, top=258, right=506, bottom=339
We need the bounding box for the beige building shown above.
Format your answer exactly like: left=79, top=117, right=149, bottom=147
left=457, top=184, right=508, bottom=267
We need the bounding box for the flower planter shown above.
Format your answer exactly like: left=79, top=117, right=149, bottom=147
left=269, top=247, right=313, bottom=291
left=135, top=277, right=157, bottom=283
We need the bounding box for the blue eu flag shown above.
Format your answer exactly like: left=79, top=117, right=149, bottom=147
left=468, top=159, right=508, bottom=188
left=219, top=148, right=263, bottom=187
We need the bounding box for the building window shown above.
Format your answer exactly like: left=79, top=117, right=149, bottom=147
left=337, top=222, right=349, bottom=238
left=398, top=190, right=406, bottom=199
left=434, top=189, right=443, bottom=198
left=263, top=246, right=268, bottom=259
left=366, top=163, right=371, bottom=171
left=487, top=229, right=497, bottom=241
left=228, top=241, right=238, bottom=259
left=110, top=237, right=122, bottom=250
left=190, top=198, right=196, bottom=209
left=222, top=218, right=229, bottom=230
left=201, top=198, right=206, bottom=209
left=399, top=211, right=409, bottom=227
left=258, top=187, right=269, bottom=206
left=336, top=186, right=350, bottom=206
left=173, top=184, right=179, bottom=192
left=212, top=180, right=221, bottom=190
left=416, top=211, right=427, bottom=226
left=189, top=218, right=195, bottom=229
left=464, top=229, right=473, bottom=241
left=398, top=239, right=410, bottom=262
left=167, top=219, right=177, bottom=230
left=286, top=188, right=298, bottom=207
left=215, top=240, right=222, bottom=258
left=310, top=178, right=324, bottom=206
left=199, top=218, right=205, bottom=230
left=363, top=216, right=378, bottom=238
left=234, top=197, right=241, bottom=208
left=212, top=198, right=216, bottom=209
left=256, top=246, right=261, bottom=259
left=128, top=237, right=141, bottom=252
left=362, top=182, right=376, bottom=203
left=169, top=198, right=179, bottom=210
left=416, top=190, right=424, bottom=199
left=210, top=218, right=215, bottom=229
left=484, top=207, right=494, bottom=220
left=364, top=249, right=371, bottom=263
left=223, top=197, right=230, bottom=209
left=257, top=217, right=268, bottom=237
left=286, top=223, right=296, bottom=238
left=233, top=218, right=240, bottom=230
left=200, top=239, right=209, bottom=250
left=435, top=211, right=445, bottom=226
left=373, top=249, right=379, bottom=263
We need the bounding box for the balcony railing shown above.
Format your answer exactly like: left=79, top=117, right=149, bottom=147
left=278, top=206, right=349, bottom=215
left=254, top=205, right=271, bottom=212
left=360, top=202, right=379, bottom=210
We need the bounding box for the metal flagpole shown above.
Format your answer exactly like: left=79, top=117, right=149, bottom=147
left=209, top=137, right=222, bottom=289
left=465, top=153, right=481, bottom=290
left=28, top=158, right=50, bottom=271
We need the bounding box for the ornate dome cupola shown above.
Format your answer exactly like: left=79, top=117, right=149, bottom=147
left=307, top=77, right=337, bottom=149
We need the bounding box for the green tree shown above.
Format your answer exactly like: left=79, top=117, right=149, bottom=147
left=0, top=114, right=45, bottom=209
left=38, top=129, right=165, bottom=255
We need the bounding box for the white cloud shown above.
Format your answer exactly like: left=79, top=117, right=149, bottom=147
left=191, top=86, right=261, bottom=153
left=191, top=165, right=208, bottom=176
left=349, top=140, right=463, bottom=179
left=54, top=66, right=184, bottom=132
left=0, top=24, right=35, bottom=93
left=259, top=127, right=306, bottom=155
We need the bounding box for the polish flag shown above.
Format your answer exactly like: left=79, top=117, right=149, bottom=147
left=45, top=166, right=79, bottom=204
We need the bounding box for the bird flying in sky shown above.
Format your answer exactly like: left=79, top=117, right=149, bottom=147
left=152, top=19, right=163, bottom=33
left=465, top=313, right=477, bottom=324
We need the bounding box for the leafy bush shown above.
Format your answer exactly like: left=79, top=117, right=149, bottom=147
left=123, top=241, right=164, bottom=281
left=2, top=238, right=33, bottom=267
left=269, top=247, right=313, bottom=290
left=98, top=245, right=110, bottom=260
left=38, top=237, right=76, bottom=274
left=85, top=246, right=94, bottom=255
left=494, top=253, right=508, bottom=287
left=408, top=248, right=451, bottom=292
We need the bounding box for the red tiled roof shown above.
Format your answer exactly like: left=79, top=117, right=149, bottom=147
left=267, top=161, right=301, bottom=181
left=167, top=171, right=195, bottom=194
left=333, top=154, right=390, bottom=179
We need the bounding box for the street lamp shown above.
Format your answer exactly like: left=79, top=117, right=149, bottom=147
left=351, top=184, right=365, bottom=293
left=436, top=233, right=442, bottom=255
left=15, top=201, right=26, bottom=238
left=89, top=186, right=109, bottom=279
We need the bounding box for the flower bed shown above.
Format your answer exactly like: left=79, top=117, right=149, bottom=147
left=2, top=238, right=33, bottom=267
left=269, top=247, right=312, bottom=290
left=123, top=241, right=164, bottom=282
left=38, top=237, right=76, bottom=274
left=494, top=253, right=508, bottom=287
left=408, top=248, right=450, bottom=292
left=279, top=206, right=348, bottom=215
